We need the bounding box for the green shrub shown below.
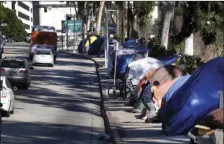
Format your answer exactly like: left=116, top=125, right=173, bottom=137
left=183, top=54, right=204, bottom=74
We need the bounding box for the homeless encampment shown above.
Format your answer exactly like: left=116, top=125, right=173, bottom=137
left=127, top=55, right=182, bottom=87
left=131, top=65, right=186, bottom=111
left=88, top=36, right=105, bottom=55
left=78, top=39, right=87, bottom=53
left=77, top=35, right=98, bottom=53
left=126, top=57, right=165, bottom=86
left=160, top=57, right=224, bottom=135
left=109, top=40, right=149, bottom=79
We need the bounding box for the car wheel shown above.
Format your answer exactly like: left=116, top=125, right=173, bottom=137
left=24, top=83, right=29, bottom=89
left=48, top=64, right=53, bottom=67
left=54, top=56, right=57, bottom=62
left=10, top=104, right=14, bottom=114
left=4, top=111, right=10, bottom=117
left=29, top=55, right=33, bottom=60
left=5, top=102, right=11, bottom=117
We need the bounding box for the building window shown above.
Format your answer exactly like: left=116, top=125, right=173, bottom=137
left=31, top=8, right=32, bottom=13
left=31, top=18, right=33, bottom=22
left=18, top=1, right=30, bottom=11
left=24, top=23, right=30, bottom=30
left=18, top=12, right=30, bottom=21
left=12, top=1, right=16, bottom=10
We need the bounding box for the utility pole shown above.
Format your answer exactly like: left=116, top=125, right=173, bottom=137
left=127, top=1, right=130, bottom=39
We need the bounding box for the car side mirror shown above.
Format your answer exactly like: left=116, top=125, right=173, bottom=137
left=12, top=86, right=18, bottom=92
left=29, top=66, right=34, bottom=70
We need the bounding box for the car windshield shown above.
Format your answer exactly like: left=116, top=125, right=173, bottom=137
left=0, top=60, right=25, bottom=68
left=36, top=50, right=51, bottom=55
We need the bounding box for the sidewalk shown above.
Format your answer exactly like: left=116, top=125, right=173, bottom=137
left=62, top=50, right=190, bottom=144
left=91, top=56, right=190, bottom=144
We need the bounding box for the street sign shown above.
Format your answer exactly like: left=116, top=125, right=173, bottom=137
left=61, top=20, right=82, bottom=33
left=74, top=20, right=82, bottom=33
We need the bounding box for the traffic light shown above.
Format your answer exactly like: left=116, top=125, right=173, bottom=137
left=66, top=16, right=71, bottom=20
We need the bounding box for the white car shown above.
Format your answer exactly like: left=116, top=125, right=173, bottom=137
left=32, top=49, right=54, bottom=67
left=0, top=76, right=15, bottom=117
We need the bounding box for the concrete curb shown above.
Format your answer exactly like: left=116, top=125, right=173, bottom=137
left=59, top=51, right=121, bottom=144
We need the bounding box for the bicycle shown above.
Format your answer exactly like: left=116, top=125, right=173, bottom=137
left=107, top=79, right=132, bottom=100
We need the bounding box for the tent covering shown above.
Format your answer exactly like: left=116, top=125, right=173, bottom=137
left=160, top=57, right=224, bottom=135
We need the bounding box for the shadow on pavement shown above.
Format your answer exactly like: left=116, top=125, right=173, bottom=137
left=1, top=51, right=105, bottom=144
left=14, top=52, right=102, bottom=117
left=1, top=121, right=102, bottom=144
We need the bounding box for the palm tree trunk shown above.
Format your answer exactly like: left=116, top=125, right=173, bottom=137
left=160, top=1, right=175, bottom=49
left=96, top=1, right=105, bottom=34
left=184, top=33, right=194, bottom=55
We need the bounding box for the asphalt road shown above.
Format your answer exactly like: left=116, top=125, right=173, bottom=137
left=1, top=42, right=105, bottom=144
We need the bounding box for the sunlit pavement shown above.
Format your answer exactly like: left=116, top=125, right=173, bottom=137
left=1, top=42, right=105, bottom=144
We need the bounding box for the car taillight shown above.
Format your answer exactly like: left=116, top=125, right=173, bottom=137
left=19, top=69, right=27, bottom=73
left=0, top=68, right=5, bottom=72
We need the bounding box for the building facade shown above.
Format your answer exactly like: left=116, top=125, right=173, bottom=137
left=33, top=2, right=77, bottom=37
left=2, top=1, right=33, bottom=33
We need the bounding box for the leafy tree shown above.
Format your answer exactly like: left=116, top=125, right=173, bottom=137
left=126, top=1, right=155, bottom=38
left=0, top=5, right=26, bottom=41
left=172, top=2, right=224, bottom=46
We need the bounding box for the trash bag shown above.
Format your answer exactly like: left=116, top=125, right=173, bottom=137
left=160, top=57, right=224, bottom=135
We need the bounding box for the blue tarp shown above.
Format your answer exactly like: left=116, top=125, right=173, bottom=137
left=160, top=57, right=224, bottom=135
left=163, top=75, right=191, bottom=102
left=156, top=55, right=180, bottom=65
left=88, top=37, right=104, bottom=55
left=123, top=39, right=138, bottom=48
left=114, top=50, right=148, bottom=78
left=109, top=39, right=149, bottom=78
left=78, top=39, right=87, bottom=53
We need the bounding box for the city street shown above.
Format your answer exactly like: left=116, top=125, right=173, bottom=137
left=1, top=42, right=105, bottom=144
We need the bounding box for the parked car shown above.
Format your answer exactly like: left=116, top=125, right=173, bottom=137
left=0, top=76, right=15, bottom=117
left=32, top=49, right=54, bottom=67
left=0, top=38, right=4, bottom=59
left=3, top=37, right=13, bottom=43
left=0, top=57, right=33, bottom=89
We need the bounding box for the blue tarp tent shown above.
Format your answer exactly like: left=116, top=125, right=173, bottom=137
left=156, top=55, right=180, bottom=65
left=88, top=37, right=104, bottom=55
left=160, top=57, right=224, bottom=135
left=163, top=75, right=191, bottom=102
left=109, top=41, right=149, bottom=78
left=78, top=39, right=87, bottom=53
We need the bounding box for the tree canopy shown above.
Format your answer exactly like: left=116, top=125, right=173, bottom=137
left=0, top=5, right=26, bottom=41
left=172, top=1, right=224, bottom=46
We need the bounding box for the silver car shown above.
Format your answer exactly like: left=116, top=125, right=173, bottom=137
left=0, top=57, right=33, bottom=89
left=32, top=49, right=54, bottom=67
